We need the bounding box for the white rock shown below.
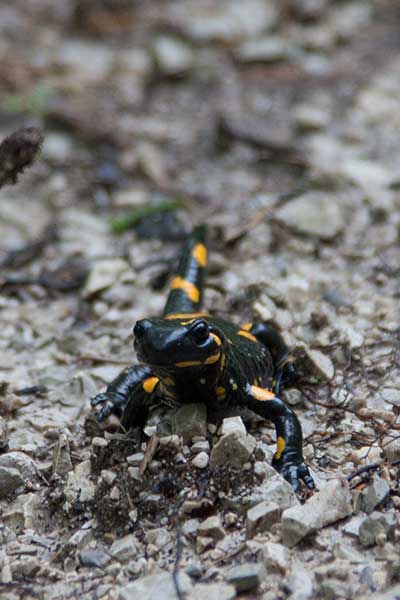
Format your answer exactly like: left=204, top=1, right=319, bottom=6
left=237, top=37, right=288, bottom=63
left=361, top=475, right=390, bottom=514
left=198, top=516, right=225, bottom=541
left=192, top=452, right=209, bottom=469
left=276, top=192, right=344, bottom=240
left=82, top=258, right=129, bottom=298
left=110, top=535, right=138, bottom=562
left=118, top=572, right=192, bottom=600
left=0, top=452, right=37, bottom=483
left=381, top=387, right=400, bottom=407
left=64, top=461, right=95, bottom=505
left=260, top=541, right=290, bottom=573
left=153, top=36, right=193, bottom=75
left=192, top=582, right=236, bottom=600
left=170, top=0, right=278, bottom=43
left=210, top=432, right=256, bottom=468
left=0, top=467, right=24, bottom=498
left=281, top=479, right=352, bottom=547
left=220, top=416, right=247, bottom=436
left=246, top=501, right=281, bottom=537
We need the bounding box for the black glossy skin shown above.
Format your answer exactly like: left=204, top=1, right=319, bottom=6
left=91, top=226, right=314, bottom=492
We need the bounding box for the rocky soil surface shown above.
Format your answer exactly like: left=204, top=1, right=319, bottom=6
left=0, top=1, right=399, bottom=599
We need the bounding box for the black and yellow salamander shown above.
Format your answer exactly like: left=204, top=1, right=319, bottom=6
left=91, top=226, right=314, bottom=492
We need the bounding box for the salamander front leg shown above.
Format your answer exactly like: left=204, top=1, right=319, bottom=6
left=245, top=384, right=314, bottom=492
left=243, top=321, right=297, bottom=394
left=91, top=364, right=158, bottom=428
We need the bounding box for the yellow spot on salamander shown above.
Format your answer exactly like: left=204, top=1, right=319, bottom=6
left=216, top=386, right=226, bottom=399
left=238, top=330, right=258, bottom=343
left=143, top=377, right=159, bottom=394
left=276, top=436, right=286, bottom=460
left=191, top=243, right=207, bottom=267
left=170, top=277, right=200, bottom=303
left=251, top=385, right=275, bottom=401
left=165, top=312, right=208, bottom=320
left=241, top=322, right=253, bottom=331
left=204, top=353, right=221, bottom=365
left=210, top=332, right=222, bottom=346
left=175, top=353, right=220, bottom=368
left=175, top=360, right=202, bottom=368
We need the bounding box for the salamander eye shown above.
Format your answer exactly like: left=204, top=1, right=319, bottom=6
left=191, top=320, right=210, bottom=345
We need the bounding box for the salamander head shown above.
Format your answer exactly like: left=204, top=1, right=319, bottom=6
left=133, top=317, right=224, bottom=373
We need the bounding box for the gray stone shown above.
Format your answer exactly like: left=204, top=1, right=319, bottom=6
left=0, top=416, right=9, bottom=451
left=182, top=519, right=200, bottom=540
left=170, top=0, right=278, bottom=43
left=82, top=258, right=129, bottom=298
left=361, top=475, right=390, bottom=514
left=0, top=451, right=37, bottom=483
left=192, top=582, right=236, bottom=600
left=304, top=347, right=335, bottom=381
left=126, top=452, right=145, bottom=466
left=287, top=562, right=314, bottom=600
left=380, top=387, right=400, bottom=407
left=281, top=479, right=352, bottom=547
left=276, top=192, right=344, bottom=240
left=196, top=535, right=214, bottom=554
left=52, top=434, right=73, bottom=477
left=333, top=541, right=366, bottom=564
left=0, top=467, right=24, bottom=498
left=342, top=515, right=365, bottom=538
left=185, top=561, right=204, bottom=579
left=191, top=452, right=209, bottom=469
left=294, top=105, right=329, bottom=132
left=285, top=389, right=303, bottom=406
left=42, top=133, right=72, bottom=163
left=260, top=542, right=290, bottom=574
left=153, top=36, right=193, bottom=76
left=382, top=436, right=400, bottom=462
left=226, top=562, right=266, bottom=592
left=220, top=416, right=247, bottom=436
left=246, top=501, right=280, bottom=538
left=65, top=526, right=93, bottom=552
left=57, top=40, right=113, bottom=83
left=210, top=432, right=256, bottom=468
left=358, top=512, right=394, bottom=548
left=119, top=571, right=192, bottom=600
left=286, top=0, right=328, bottom=20
left=237, top=37, right=288, bottom=63
left=236, top=469, right=299, bottom=512
left=145, top=528, right=171, bottom=551
left=110, top=535, right=138, bottom=562
left=362, top=584, right=400, bottom=600
left=191, top=440, right=210, bottom=453
left=198, top=516, right=225, bottom=541
left=79, top=547, right=110, bottom=568
left=3, top=493, right=46, bottom=531
left=10, top=557, right=41, bottom=579
left=63, top=460, right=95, bottom=506
left=170, top=404, right=208, bottom=442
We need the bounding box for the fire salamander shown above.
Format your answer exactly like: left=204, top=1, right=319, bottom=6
left=91, top=226, right=314, bottom=492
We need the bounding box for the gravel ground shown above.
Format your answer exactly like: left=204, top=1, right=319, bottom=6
left=0, top=1, right=400, bottom=599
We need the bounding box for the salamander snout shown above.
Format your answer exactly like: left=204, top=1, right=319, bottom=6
left=133, top=319, right=152, bottom=339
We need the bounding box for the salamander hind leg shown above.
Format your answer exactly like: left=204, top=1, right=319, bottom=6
left=244, top=384, right=314, bottom=492
left=241, top=321, right=297, bottom=394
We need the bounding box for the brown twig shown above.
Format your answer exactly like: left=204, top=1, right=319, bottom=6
left=347, top=459, right=400, bottom=482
